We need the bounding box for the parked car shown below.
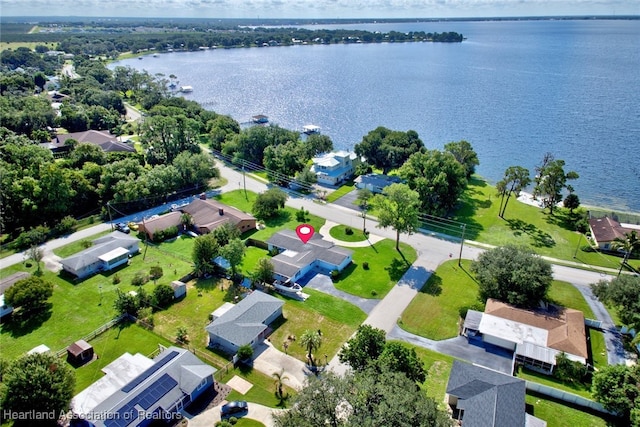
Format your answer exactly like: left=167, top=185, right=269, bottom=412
left=115, top=222, right=130, bottom=234
left=220, top=401, right=248, bottom=418
left=127, top=221, right=139, bottom=231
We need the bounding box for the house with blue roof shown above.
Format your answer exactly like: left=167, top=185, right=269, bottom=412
left=72, top=346, right=216, bottom=427
left=205, top=290, right=284, bottom=354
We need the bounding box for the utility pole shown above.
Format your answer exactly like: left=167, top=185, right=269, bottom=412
left=242, top=159, right=247, bottom=200
left=361, top=201, right=368, bottom=235
left=458, top=224, right=466, bottom=267
left=107, top=202, right=113, bottom=230
left=573, top=233, right=582, bottom=258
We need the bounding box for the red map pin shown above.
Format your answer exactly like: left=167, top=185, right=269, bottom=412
left=296, top=224, right=315, bottom=244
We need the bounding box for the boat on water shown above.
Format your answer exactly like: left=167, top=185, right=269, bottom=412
left=179, top=85, right=193, bottom=93
left=302, top=124, right=321, bottom=135
left=273, top=280, right=302, bottom=294
left=252, top=114, right=269, bottom=124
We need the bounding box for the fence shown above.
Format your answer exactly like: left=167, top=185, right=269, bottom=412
left=54, top=314, right=127, bottom=358
left=525, top=381, right=614, bottom=415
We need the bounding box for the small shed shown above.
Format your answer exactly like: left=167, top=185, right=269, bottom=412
left=27, top=344, right=51, bottom=355
left=171, top=280, right=187, bottom=299
left=67, top=339, right=94, bottom=365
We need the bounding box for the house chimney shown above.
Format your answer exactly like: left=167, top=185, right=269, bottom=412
left=218, top=208, right=224, bottom=216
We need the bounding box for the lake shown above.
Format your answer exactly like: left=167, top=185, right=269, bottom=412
left=113, top=19, right=640, bottom=213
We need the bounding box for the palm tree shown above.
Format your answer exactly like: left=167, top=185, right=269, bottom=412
left=272, top=368, right=289, bottom=402
left=299, top=329, right=322, bottom=365
left=180, top=213, right=193, bottom=232
left=611, top=230, right=640, bottom=276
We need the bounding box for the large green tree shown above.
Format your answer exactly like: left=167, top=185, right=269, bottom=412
left=219, top=238, right=246, bottom=277
left=377, top=341, right=426, bottom=384
left=398, top=150, right=467, bottom=215
left=532, top=153, right=579, bottom=215
left=496, top=165, right=531, bottom=218
left=252, top=187, right=288, bottom=219
left=591, top=275, right=640, bottom=329
left=354, top=127, right=424, bottom=174
left=192, top=233, right=220, bottom=277
left=338, top=324, right=387, bottom=371
left=273, top=370, right=451, bottom=427
left=4, top=276, right=53, bottom=317
left=471, top=245, right=553, bottom=308
left=443, top=140, right=479, bottom=179
left=1, top=352, right=75, bottom=427
left=371, top=183, right=420, bottom=250
left=592, top=364, right=640, bottom=426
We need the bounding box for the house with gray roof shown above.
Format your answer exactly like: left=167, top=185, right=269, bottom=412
left=205, top=290, right=284, bottom=354
left=446, top=360, right=546, bottom=427
left=0, top=271, right=31, bottom=318
left=354, top=173, right=403, bottom=194
left=73, top=346, right=216, bottom=427
left=60, top=231, right=139, bottom=279
left=40, top=130, right=136, bottom=157
left=266, top=229, right=353, bottom=283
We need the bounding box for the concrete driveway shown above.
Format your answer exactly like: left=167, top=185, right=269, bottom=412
left=185, top=401, right=282, bottom=427
left=300, top=272, right=379, bottom=314
left=252, top=341, right=311, bottom=390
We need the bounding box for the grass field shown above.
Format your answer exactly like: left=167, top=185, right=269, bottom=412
left=454, top=177, right=639, bottom=271
left=328, top=224, right=368, bottom=242
left=332, top=239, right=417, bottom=298
left=325, top=182, right=356, bottom=203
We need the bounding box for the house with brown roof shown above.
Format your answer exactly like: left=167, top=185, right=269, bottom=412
left=181, top=198, right=256, bottom=235
left=463, top=299, right=588, bottom=375
left=588, top=216, right=636, bottom=251
left=137, top=199, right=256, bottom=240
left=40, top=130, right=136, bottom=156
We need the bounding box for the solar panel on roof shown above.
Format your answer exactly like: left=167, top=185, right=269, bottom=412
left=137, top=373, right=178, bottom=410
left=121, top=350, right=179, bottom=393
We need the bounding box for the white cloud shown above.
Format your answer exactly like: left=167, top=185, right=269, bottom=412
left=2, top=0, right=638, bottom=19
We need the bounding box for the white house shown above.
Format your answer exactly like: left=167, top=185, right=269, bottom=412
left=60, top=231, right=140, bottom=279
left=463, top=299, right=588, bottom=374
left=311, top=150, right=360, bottom=186
left=0, top=272, right=30, bottom=318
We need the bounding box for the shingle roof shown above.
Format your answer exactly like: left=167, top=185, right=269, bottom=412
left=205, top=291, right=283, bottom=348
left=67, top=339, right=92, bottom=357
left=61, top=231, right=139, bottom=272
left=588, top=217, right=630, bottom=244
left=44, top=130, right=135, bottom=153
left=138, top=211, right=182, bottom=237
left=182, top=199, right=255, bottom=233
left=447, top=360, right=526, bottom=427
left=266, top=230, right=353, bottom=279
left=0, top=272, right=31, bottom=295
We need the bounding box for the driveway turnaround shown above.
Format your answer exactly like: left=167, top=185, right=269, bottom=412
left=300, top=272, right=379, bottom=314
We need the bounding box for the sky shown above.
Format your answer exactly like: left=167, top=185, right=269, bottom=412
left=2, top=0, right=639, bottom=20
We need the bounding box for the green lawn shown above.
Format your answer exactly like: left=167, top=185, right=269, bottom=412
left=400, top=260, right=481, bottom=340
left=221, top=363, right=296, bottom=409
left=454, top=177, right=639, bottom=271
left=526, top=392, right=611, bottom=427
left=1, top=242, right=193, bottom=360
left=326, top=182, right=356, bottom=203
left=328, top=224, right=368, bottom=242
left=73, top=321, right=173, bottom=393
left=516, top=366, right=593, bottom=399
left=269, top=288, right=367, bottom=363
left=332, top=239, right=417, bottom=298
left=240, top=246, right=270, bottom=277
left=413, top=346, right=455, bottom=408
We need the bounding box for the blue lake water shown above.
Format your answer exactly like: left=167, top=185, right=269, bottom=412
left=113, top=19, right=640, bottom=212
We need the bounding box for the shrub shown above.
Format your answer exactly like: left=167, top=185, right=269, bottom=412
left=131, top=271, right=149, bottom=287
left=13, top=226, right=50, bottom=250
left=331, top=269, right=339, bottom=281
left=236, top=344, right=254, bottom=361
left=149, top=265, right=163, bottom=281
left=112, top=273, right=121, bottom=285
left=345, top=227, right=354, bottom=235
left=296, top=207, right=309, bottom=222
left=137, top=306, right=154, bottom=328
left=362, top=261, right=369, bottom=270
left=54, top=215, right=78, bottom=235
left=176, top=326, right=189, bottom=344
left=153, top=283, right=174, bottom=308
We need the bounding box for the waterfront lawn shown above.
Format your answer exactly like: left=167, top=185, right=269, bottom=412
left=1, top=244, right=193, bottom=360
left=454, top=177, right=639, bottom=271
left=329, top=224, right=368, bottom=243
left=400, top=260, right=481, bottom=340
left=332, top=239, right=417, bottom=298
left=73, top=321, right=173, bottom=393
left=269, top=288, right=367, bottom=363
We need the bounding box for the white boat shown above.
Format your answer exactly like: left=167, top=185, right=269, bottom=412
left=179, top=85, right=193, bottom=93
left=302, top=124, right=321, bottom=135
left=273, top=280, right=302, bottom=294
